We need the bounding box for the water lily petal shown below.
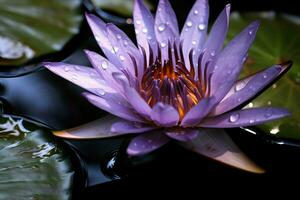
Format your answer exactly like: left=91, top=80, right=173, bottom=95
left=165, top=129, right=199, bottom=141
left=44, top=62, right=116, bottom=95
left=85, top=13, right=123, bottom=69
left=210, top=21, right=260, bottom=104
left=84, top=49, right=127, bottom=93
left=199, top=107, right=290, bottom=128
left=181, top=98, right=214, bottom=127
left=124, top=86, right=152, bottom=119
left=181, top=128, right=265, bottom=173
left=111, top=120, right=157, bottom=134
left=127, top=131, right=170, bottom=156
left=53, top=115, right=134, bottom=139
left=151, top=102, right=179, bottom=127
left=106, top=23, right=144, bottom=78
left=180, top=0, right=209, bottom=69
left=211, top=62, right=291, bottom=116
left=83, top=92, right=146, bottom=122
left=155, top=0, right=179, bottom=61
left=134, top=0, right=158, bottom=64
left=202, top=4, right=230, bottom=76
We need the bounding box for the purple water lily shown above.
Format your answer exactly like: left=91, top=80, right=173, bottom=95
left=44, top=0, right=291, bottom=173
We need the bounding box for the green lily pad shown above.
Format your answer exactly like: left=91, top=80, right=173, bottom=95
left=0, top=0, right=82, bottom=66
left=91, top=0, right=152, bottom=17
left=228, top=12, right=300, bottom=140
left=0, top=116, right=74, bottom=199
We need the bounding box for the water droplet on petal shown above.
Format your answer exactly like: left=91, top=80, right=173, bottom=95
left=249, top=119, right=255, bottom=124
left=237, top=98, right=242, bottom=102
left=264, top=109, right=273, bottom=119
left=187, top=21, right=193, bottom=27
left=123, top=40, right=128, bottom=46
left=248, top=102, right=254, bottom=108
left=249, top=30, right=253, bottom=35
left=136, top=20, right=141, bottom=25
left=142, top=28, right=148, bottom=33
left=210, top=50, right=216, bottom=57
left=135, top=29, right=139, bottom=35
left=263, top=73, right=268, bottom=79
left=119, top=55, right=125, bottom=61
left=194, top=10, right=199, bottom=15
left=158, top=23, right=166, bottom=32
left=97, top=89, right=105, bottom=96
left=198, top=23, right=206, bottom=31
left=192, top=40, right=196, bottom=45
left=116, top=34, right=122, bottom=40
left=235, top=80, right=246, bottom=92
left=147, top=36, right=152, bottom=40
left=64, top=66, right=70, bottom=72
left=270, top=127, right=279, bottom=134
left=101, top=61, right=108, bottom=70
left=229, top=113, right=240, bottom=123
left=267, top=101, right=272, bottom=106
left=160, top=42, right=167, bottom=48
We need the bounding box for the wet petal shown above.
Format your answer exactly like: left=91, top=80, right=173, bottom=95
left=44, top=62, right=116, bottom=95
left=210, top=21, right=260, bottom=104
left=155, top=0, right=179, bottom=61
left=84, top=50, right=126, bottom=93
left=180, top=0, right=209, bottom=69
left=211, top=62, right=291, bottom=116
left=111, top=120, right=157, bottom=134
left=106, top=23, right=144, bottom=78
left=165, top=129, right=199, bottom=141
left=83, top=92, right=146, bottom=122
left=85, top=14, right=122, bottom=68
left=199, top=107, right=290, bottom=128
left=124, top=86, right=152, bottom=119
left=134, top=0, right=158, bottom=64
left=181, top=98, right=214, bottom=127
left=53, top=115, right=134, bottom=139
left=202, top=4, right=230, bottom=76
left=150, top=103, right=179, bottom=127
left=181, top=128, right=265, bottom=173
left=127, top=131, right=170, bottom=156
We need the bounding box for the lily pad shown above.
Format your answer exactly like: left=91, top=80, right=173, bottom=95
left=228, top=12, right=300, bottom=140
left=91, top=0, right=152, bottom=17
left=0, top=116, right=74, bottom=199
left=0, top=0, right=82, bottom=66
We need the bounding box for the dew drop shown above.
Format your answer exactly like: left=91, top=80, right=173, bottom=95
left=210, top=50, right=216, bottom=57
left=192, top=40, right=196, bottom=45
left=270, top=127, right=279, bottom=134
left=158, top=23, right=166, bottom=32
left=147, top=36, right=152, bottom=40
left=142, top=28, right=148, bottom=33
left=116, top=34, right=122, bottom=40
left=248, top=102, right=254, bottom=108
left=272, top=84, right=277, bottom=89
left=249, top=30, right=253, bottom=35
left=194, top=10, right=199, bottom=15
left=267, top=101, right=272, bottom=106
left=198, top=23, right=206, bottom=31
left=263, top=73, right=268, bottom=79
left=237, top=97, right=242, bottom=102
left=97, top=89, right=105, bottom=96
left=119, top=55, right=125, bottom=61
left=112, top=46, right=119, bottom=53
left=101, top=61, right=108, bottom=70
left=136, top=20, right=141, bottom=25
left=160, top=42, right=167, bottom=48
left=234, top=80, right=246, bottom=92
left=249, top=119, right=255, bottom=124
left=135, top=29, right=139, bottom=35
left=123, top=40, right=129, bottom=46
left=187, top=21, right=193, bottom=27
left=229, top=113, right=240, bottom=123
left=64, top=66, right=70, bottom=72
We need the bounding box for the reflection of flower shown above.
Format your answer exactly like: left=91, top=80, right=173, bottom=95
left=44, top=0, right=291, bottom=173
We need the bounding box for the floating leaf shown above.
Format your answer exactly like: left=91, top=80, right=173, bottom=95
left=228, top=12, right=300, bottom=140
left=0, top=116, right=74, bottom=199
left=91, top=0, right=152, bottom=17
left=0, top=0, right=82, bottom=66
